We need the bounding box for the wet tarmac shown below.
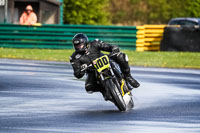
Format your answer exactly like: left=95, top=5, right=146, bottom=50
left=0, top=59, right=200, bottom=133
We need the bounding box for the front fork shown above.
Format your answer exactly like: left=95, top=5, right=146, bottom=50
left=110, top=68, right=124, bottom=96
left=99, top=67, right=125, bottom=97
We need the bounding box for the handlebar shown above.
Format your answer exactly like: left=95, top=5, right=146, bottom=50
left=80, top=52, right=119, bottom=72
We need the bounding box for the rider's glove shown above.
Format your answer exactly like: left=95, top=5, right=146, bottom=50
left=112, top=46, right=120, bottom=55
left=81, top=64, right=87, bottom=71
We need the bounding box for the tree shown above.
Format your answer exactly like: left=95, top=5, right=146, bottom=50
left=146, top=0, right=171, bottom=24
left=109, top=0, right=148, bottom=25
left=63, top=0, right=110, bottom=25
left=64, top=0, right=200, bottom=25
left=186, top=0, right=200, bottom=17
left=139, top=0, right=200, bottom=24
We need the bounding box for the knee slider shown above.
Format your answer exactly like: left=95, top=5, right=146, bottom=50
left=85, top=83, right=93, bottom=93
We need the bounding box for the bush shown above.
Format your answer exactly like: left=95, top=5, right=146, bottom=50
left=63, top=0, right=110, bottom=25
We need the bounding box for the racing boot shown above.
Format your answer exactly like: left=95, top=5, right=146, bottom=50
left=124, top=73, right=140, bottom=89
left=111, top=52, right=140, bottom=90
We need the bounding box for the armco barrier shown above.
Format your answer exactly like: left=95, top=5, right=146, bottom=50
left=160, top=25, right=200, bottom=52
left=136, top=25, right=166, bottom=51
left=0, top=24, right=138, bottom=50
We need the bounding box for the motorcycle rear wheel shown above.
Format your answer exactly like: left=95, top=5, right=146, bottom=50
left=105, top=79, right=126, bottom=111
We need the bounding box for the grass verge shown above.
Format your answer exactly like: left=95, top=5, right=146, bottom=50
left=0, top=48, right=200, bottom=69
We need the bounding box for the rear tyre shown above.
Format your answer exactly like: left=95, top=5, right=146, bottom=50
left=105, top=79, right=126, bottom=111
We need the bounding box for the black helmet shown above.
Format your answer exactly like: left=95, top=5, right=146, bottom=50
left=72, top=33, right=89, bottom=53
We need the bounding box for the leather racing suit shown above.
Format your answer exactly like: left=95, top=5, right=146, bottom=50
left=70, top=39, right=139, bottom=94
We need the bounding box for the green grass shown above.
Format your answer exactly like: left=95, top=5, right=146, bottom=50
left=122, top=50, right=200, bottom=69
left=0, top=48, right=74, bottom=62
left=0, top=48, right=200, bottom=69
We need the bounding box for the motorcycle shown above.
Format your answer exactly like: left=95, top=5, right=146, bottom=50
left=81, top=53, right=134, bottom=111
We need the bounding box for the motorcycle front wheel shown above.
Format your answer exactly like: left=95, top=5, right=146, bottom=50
left=105, top=79, right=126, bottom=111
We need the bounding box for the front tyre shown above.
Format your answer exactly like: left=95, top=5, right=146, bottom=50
left=105, top=79, right=126, bottom=111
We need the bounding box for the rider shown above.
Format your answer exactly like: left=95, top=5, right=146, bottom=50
left=70, top=33, right=140, bottom=99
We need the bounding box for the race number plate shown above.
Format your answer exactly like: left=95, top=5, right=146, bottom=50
left=93, top=55, right=110, bottom=73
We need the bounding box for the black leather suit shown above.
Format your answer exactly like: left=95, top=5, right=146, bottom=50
left=70, top=39, right=131, bottom=93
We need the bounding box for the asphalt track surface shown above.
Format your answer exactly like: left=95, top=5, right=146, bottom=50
left=0, top=59, right=200, bottom=133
